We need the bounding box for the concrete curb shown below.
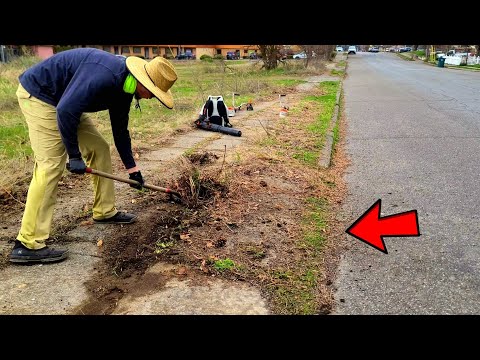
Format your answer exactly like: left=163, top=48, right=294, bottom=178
left=318, top=79, right=343, bottom=168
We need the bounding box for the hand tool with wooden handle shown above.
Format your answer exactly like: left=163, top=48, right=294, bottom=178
left=85, top=167, right=182, bottom=202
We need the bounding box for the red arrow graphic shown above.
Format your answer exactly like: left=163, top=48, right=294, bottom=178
left=346, top=199, right=420, bottom=254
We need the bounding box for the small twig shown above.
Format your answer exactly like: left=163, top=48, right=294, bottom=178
left=223, top=222, right=236, bottom=233
left=141, top=243, right=157, bottom=252
left=219, top=144, right=227, bottom=174
left=257, top=119, right=271, bottom=137
left=0, top=186, right=25, bottom=207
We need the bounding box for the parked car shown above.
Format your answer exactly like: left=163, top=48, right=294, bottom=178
left=293, top=51, right=307, bottom=59
left=336, top=46, right=344, bottom=52
left=348, top=46, right=356, bottom=55
left=368, top=47, right=379, bottom=53
left=226, top=51, right=240, bottom=60
left=175, top=50, right=195, bottom=60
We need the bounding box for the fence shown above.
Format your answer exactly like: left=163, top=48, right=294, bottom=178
left=467, top=56, right=480, bottom=65
left=444, top=55, right=480, bottom=66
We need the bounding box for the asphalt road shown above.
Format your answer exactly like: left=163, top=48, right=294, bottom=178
left=333, top=52, right=480, bottom=314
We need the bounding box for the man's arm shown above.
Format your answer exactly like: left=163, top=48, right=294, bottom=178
left=109, top=101, right=144, bottom=189
left=108, top=98, right=137, bottom=171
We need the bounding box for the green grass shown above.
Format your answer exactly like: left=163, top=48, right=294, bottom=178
left=261, top=82, right=337, bottom=314
left=295, top=81, right=338, bottom=166
left=0, top=56, right=42, bottom=113
left=332, top=90, right=342, bottom=152
left=154, top=240, right=175, bottom=254
left=446, top=64, right=480, bottom=70
left=269, top=261, right=321, bottom=313
left=270, top=267, right=320, bottom=315
left=330, top=69, right=345, bottom=76
left=414, top=50, right=425, bottom=57
left=283, top=81, right=339, bottom=166
left=0, top=123, right=32, bottom=159
left=274, top=79, right=306, bottom=87
left=258, top=136, right=279, bottom=147
left=213, top=258, right=236, bottom=271
left=302, top=197, right=328, bottom=249
left=244, top=245, right=266, bottom=259
left=292, top=150, right=317, bottom=164
left=397, top=52, right=415, bottom=61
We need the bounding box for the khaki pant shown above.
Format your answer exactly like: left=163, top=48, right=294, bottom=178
left=16, top=84, right=118, bottom=250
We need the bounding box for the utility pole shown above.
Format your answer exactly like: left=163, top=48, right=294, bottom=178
left=0, top=45, right=5, bottom=63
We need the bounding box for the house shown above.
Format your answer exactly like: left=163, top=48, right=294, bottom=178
left=31, top=46, right=54, bottom=59
left=88, top=45, right=259, bottom=60
left=0, top=45, right=54, bottom=62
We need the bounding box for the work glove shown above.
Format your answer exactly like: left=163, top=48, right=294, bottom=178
left=129, top=171, right=144, bottom=190
left=66, top=157, right=86, bottom=174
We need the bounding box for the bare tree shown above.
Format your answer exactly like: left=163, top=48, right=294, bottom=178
left=258, top=45, right=282, bottom=70
left=299, top=45, right=335, bottom=66
left=258, top=44, right=336, bottom=69
left=311, top=45, right=335, bottom=60
left=425, top=45, right=431, bottom=62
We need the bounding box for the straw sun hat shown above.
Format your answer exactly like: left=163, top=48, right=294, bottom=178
left=126, top=56, right=178, bottom=109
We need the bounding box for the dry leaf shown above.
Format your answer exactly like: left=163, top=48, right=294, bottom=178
left=17, top=283, right=27, bottom=289
left=134, top=153, right=140, bottom=159
left=131, top=199, right=137, bottom=204
left=180, top=233, right=191, bottom=240
left=206, top=241, right=214, bottom=248
left=200, top=259, right=208, bottom=273
left=176, top=267, right=187, bottom=275
left=79, top=220, right=94, bottom=226
left=97, top=239, right=103, bottom=247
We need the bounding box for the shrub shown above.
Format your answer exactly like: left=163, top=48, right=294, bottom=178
left=200, top=54, right=213, bottom=62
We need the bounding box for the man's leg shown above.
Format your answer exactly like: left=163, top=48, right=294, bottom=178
left=15, top=84, right=67, bottom=250
left=77, top=114, right=118, bottom=221
left=77, top=115, right=136, bottom=223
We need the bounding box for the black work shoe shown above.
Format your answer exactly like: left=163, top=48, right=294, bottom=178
left=10, top=240, right=69, bottom=264
left=93, top=211, right=137, bottom=224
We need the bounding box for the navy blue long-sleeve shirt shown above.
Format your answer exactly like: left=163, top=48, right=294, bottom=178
left=19, top=47, right=137, bottom=169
